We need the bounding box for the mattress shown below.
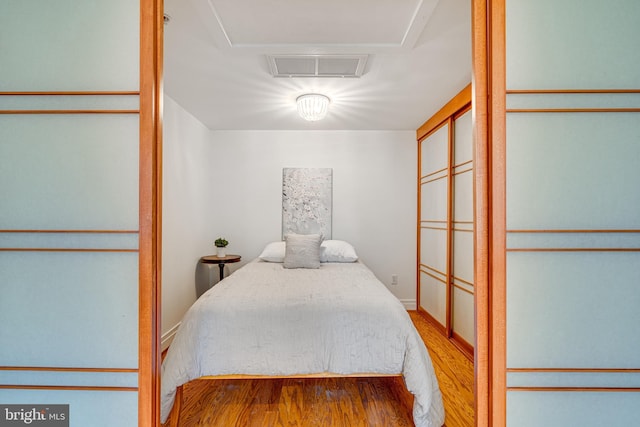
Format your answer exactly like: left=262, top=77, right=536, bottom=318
left=160, top=259, right=444, bottom=426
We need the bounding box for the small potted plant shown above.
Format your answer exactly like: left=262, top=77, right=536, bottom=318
left=214, top=237, right=229, bottom=257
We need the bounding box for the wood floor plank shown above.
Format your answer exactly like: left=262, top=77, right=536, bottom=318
left=163, top=311, right=474, bottom=426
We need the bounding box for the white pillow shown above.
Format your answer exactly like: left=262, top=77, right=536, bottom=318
left=283, top=233, right=322, bottom=269
left=320, top=240, right=359, bottom=263
left=258, top=241, right=285, bottom=262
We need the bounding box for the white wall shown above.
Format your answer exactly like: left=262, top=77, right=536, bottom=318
left=210, top=130, right=418, bottom=303
left=161, top=96, right=216, bottom=348
left=162, top=98, right=419, bottom=343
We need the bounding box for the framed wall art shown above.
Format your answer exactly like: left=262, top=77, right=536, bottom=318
left=282, top=168, right=332, bottom=239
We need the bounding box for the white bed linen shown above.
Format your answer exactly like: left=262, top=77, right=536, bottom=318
left=160, top=259, right=444, bottom=426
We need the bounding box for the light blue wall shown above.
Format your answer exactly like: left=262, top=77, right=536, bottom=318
left=505, top=0, right=640, bottom=424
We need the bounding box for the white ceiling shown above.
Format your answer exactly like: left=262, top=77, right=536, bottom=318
left=163, top=0, right=471, bottom=131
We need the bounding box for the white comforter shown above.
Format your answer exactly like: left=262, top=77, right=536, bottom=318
left=160, top=260, right=444, bottom=426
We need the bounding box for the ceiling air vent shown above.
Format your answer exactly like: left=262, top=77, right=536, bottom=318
left=267, top=55, right=368, bottom=78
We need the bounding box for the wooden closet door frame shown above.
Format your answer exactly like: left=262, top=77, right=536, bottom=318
left=140, top=0, right=163, bottom=425
left=472, top=0, right=506, bottom=426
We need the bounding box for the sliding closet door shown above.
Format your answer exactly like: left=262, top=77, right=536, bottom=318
left=500, top=0, right=640, bottom=424
left=451, top=109, right=474, bottom=349
left=0, top=1, right=160, bottom=426
left=419, top=123, right=450, bottom=326
left=417, top=85, right=474, bottom=357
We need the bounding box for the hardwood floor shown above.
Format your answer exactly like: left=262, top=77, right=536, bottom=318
left=162, top=311, right=474, bottom=427
left=409, top=311, right=474, bottom=427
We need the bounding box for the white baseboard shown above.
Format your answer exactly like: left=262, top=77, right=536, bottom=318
left=161, top=322, right=181, bottom=351
left=399, top=299, right=417, bottom=311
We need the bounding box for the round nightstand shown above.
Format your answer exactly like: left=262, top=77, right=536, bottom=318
left=200, top=254, right=241, bottom=282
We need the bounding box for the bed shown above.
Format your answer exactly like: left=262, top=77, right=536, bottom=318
left=160, top=238, right=445, bottom=426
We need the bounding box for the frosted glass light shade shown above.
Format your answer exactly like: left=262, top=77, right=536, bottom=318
left=296, top=93, right=330, bottom=121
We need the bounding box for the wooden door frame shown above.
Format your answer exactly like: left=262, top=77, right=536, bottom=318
left=472, top=0, right=506, bottom=426
left=143, top=0, right=505, bottom=425
left=140, top=0, right=163, bottom=425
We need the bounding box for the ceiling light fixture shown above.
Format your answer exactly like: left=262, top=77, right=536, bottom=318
left=296, top=94, right=330, bottom=121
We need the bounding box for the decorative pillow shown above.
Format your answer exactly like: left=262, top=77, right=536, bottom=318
left=283, top=233, right=322, bottom=269
left=258, top=241, right=286, bottom=263
left=320, top=240, right=359, bottom=263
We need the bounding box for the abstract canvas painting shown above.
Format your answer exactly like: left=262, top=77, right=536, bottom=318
left=282, top=168, right=332, bottom=239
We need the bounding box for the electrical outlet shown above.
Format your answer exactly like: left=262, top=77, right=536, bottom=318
left=391, top=274, right=398, bottom=285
